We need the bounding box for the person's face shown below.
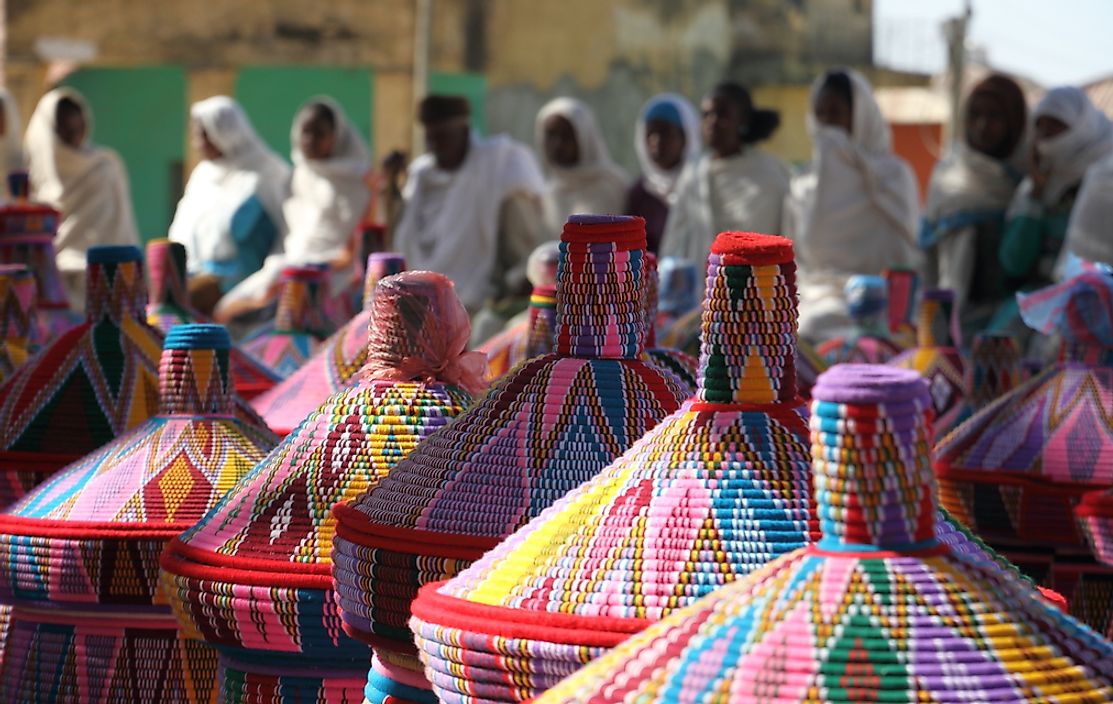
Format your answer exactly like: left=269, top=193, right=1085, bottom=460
left=701, top=93, right=744, bottom=157
left=423, top=119, right=470, bottom=171
left=56, top=108, right=86, bottom=149
left=192, top=123, right=223, bottom=161
left=645, top=119, right=686, bottom=170
left=813, top=87, right=852, bottom=134
left=299, top=109, right=337, bottom=161
left=1035, top=115, right=1069, bottom=141
left=965, top=92, right=1011, bottom=159
left=543, top=115, right=580, bottom=167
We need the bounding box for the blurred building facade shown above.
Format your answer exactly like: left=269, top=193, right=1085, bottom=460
left=5, top=0, right=896, bottom=238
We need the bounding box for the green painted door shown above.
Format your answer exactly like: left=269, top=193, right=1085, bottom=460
left=430, top=72, right=487, bottom=134
left=234, top=66, right=374, bottom=159
left=61, top=66, right=187, bottom=242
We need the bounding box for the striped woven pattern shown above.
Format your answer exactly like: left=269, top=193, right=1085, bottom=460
left=890, top=288, right=967, bottom=435
left=817, top=274, right=903, bottom=365
left=0, top=172, right=80, bottom=339
left=534, top=365, right=1113, bottom=704
left=0, top=323, right=275, bottom=703
left=251, top=254, right=408, bottom=435
left=160, top=273, right=475, bottom=703
left=478, top=284, right=557, bottom=381
left=0, top=246, right=161, bottom=506
left=145, top=239, right=281, bottom=402
left=883, top=266, right=919, bottom=348
left=0, top=264, right=35, bottom=383
left=329, top=215, right=686, bottom=702
left=408, top=232, right=816, bottom=702
left=242, top=266, right=333, bottom=378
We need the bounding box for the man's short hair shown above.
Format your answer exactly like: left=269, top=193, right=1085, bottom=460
left=419, top=95, right=470, bottom=125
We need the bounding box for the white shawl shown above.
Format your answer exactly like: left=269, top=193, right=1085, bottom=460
left=536, top=97, right=629, bottom=236
left=784, top=69, right=920, bottom=341
left=25, top=88, right=140, bottom=309
left=1026, top=86, right=1113, bottom=208
left=634, top=93, right=701, bottom=203
left=1066, top=153, right=1113, bottom=268
left=394, top=133, right=545, bottom=312
left=0, top=88, right=23, bottom=182
left=220, top=97, right=370, bottom=306
left=168, top=96, right=290, bottom=275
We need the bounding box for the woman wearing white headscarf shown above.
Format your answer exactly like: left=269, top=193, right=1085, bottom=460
left=536, top=97, right=629, bottom=237
left=0, top=89, right=23, bottom=180
left=999, top=86, right=1113, bottom=291
left=168, top=95, right=290, bottom=311
left=921, top=73, right=1028, bottom=337
left=215, top=97, right=370, bottom=322
left=25, top=87, right=140, bottom=310
left=783, top=68, right=920, bottom=343
left=624, top=93, right=700, bottom=253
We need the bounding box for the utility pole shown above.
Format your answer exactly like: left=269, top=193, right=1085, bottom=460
left=412, top=0, right=433, bottom=155
left=943, top=0, right=973, bottom=145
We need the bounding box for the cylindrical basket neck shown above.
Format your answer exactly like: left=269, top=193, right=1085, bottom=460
left=159, top=324, right=234, bottom=416
left=0, top=264, right=36, bottom=349
left=554, top=215, right=647, bottom=360
left=525, top=284, right=557, bottom=359
left=917, top=288, right=958, bottom=348
left=146, top=239, right=190, bottom=309
left=363, top=253, right=407, bottom=311
left=696, top=231, right=799, bottom=405
left=85, top=246, right=147, bottom=323
left=811, top=364, right=937, bottom=552
left=275, top=266, right=329, bottom=335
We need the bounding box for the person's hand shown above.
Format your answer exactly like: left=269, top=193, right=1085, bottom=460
left=1030, top=143, right=1050, bottom=201
left=381, top=150, right=407, bottom=183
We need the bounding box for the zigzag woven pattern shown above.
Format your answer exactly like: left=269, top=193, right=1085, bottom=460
left=0, top=246, right=161, bottom=505
left=0, top=264, right=35, bottom=383
left=160, top=273, right=476, bottom=702
left=251, top=253, right=408, bottom=434
left=329, top=215, right=686, bottom=702
left=408, top=232, right=816, bottom=702
left=890, top=288, right=967, bottom=435
left=0, top=174, right=80, bottom=339
left=478, top=284, right=557, bottom=381
left=242, top=266, right=333, bottom=378
left=532, top=365, right=1113, bottom=704
left=0, top=323, right=274, bottom=703
left=817, top=274, right=903, bottom=365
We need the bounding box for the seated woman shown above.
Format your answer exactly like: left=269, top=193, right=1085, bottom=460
left=24, top=88, right=140, bottom=311
left=661, top=81, right=790, bottom=294
left=998, top=87, right=1113, bottom=306
left=168, top=96, right=290, bottom=315
left=922, top=74, right=1027, bottom=338
left=535, top=97, right=629, bottom=238
left=624, top=93, right=700, bottom=253
left=214, top=98, right=370, bottom=324
left=783, top=68, right=920, bottom=343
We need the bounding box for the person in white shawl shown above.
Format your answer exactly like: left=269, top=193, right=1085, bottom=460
left=25, top=87, right=140, bottom=311
left=0, top=88, right=23, bottom=182
left=999, top=87, right=1113, bottom=291
left=386, top=95, right=547, bottom=345
left=922, top=73, right=1028, bottom=336
left=536, top=97, right=629, bottom=237
left=215, top=97, right=370, bottom=323
left=1065, top=153, right=1113, bottom=271
left=661, top=81, right=790, bottom=292
left=624, top=93, right=701, bottom=253
left=783, top=68, right=920, bottom=343
left=168, top=96, right=290, bottom=313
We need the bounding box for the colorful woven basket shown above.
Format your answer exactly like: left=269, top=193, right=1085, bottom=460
left=890, top=288, right=967, bottom=435
left=241, top=266, right=334, bottom=378
left=883, top=266, right=919, bottom=349
left=0, top=171, right=80, bottom=339
left=408, top=237, right=1027, bottom=704
left=160, top=272, right=478, bottom=704
left=641, top=252, right=697, bottom=392
left=250, top=253, right=407, bottom=435
left=408, top=231, right=816, bottom=702
left=145, top=239, right=282, bottom=401
left=952, top=331, right=1023, bottom=428
left=938, top=271, right=1113, bottom=636
left=817, top=274, right=903, bottom=365
left=0, top=245, right=162, bottom=506
left=534, top=365, right=1113, bottom=704
left=480, top=242, right=560, bottom=380
left=329, top=215, right=686, bottom=704
left=0, top=323, right=276, bottom=703
left=0, top=264, right=35, bottom=383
